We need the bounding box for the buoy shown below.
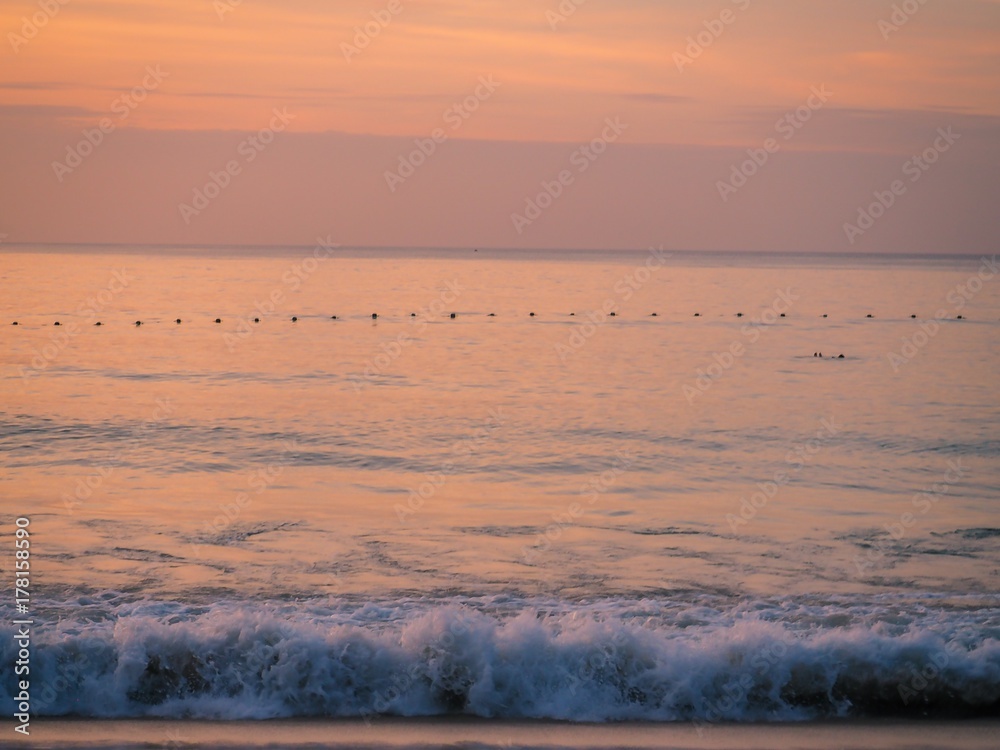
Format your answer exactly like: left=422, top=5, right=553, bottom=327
left=175, top=319, right=182, bottom=324
left=253, top=318, right=260, bottom=323
left=450, top=313, right=456, bottom=319
left=529, top=312, right=535, bottom=317
left=135, top=320, right=142, bottom=326
left=215, top=318, right=222, bottom=324
left=292, top=316, right=298, bottom=322
left=372, top=313, right=378, bottom=320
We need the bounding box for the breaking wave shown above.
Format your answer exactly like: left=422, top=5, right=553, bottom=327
left=3, top=594, right=999, bottom=721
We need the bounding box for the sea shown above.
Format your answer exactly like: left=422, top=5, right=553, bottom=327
left=1, top=246, right=998, bottom=749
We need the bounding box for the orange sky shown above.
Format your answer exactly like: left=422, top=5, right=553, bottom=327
left=1, top=0, right=998, bottom=250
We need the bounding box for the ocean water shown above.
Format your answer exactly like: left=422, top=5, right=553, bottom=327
left=1, top=247, right=999, bottom=727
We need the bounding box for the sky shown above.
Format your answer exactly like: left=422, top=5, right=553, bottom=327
left=0, top=0, right=998, bottom=252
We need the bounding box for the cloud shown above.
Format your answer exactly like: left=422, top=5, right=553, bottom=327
left=1, top=121, right=996, bottom=253
left=0, top=104, right=97, bottom=118
left=0, top=82, right=79, bottom=91
left=619, top=93, right=693, bottom=104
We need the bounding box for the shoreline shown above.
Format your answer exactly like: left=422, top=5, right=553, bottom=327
left=9, top=717, right=1000, bottom=750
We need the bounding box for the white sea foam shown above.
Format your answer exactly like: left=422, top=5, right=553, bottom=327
left=2, top=594, right=997, bottom=721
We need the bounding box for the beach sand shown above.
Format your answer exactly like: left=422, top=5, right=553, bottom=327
left=11, top=718, right=1000, bottom=750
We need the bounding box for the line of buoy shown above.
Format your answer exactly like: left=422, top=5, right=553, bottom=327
left=8, top=314, right=979, bottom=327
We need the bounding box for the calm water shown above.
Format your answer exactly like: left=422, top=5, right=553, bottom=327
left=1, top=247, right=998, bottom=723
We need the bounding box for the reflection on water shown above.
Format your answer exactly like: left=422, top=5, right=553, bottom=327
left=0, top=249, right=998, bottom=600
